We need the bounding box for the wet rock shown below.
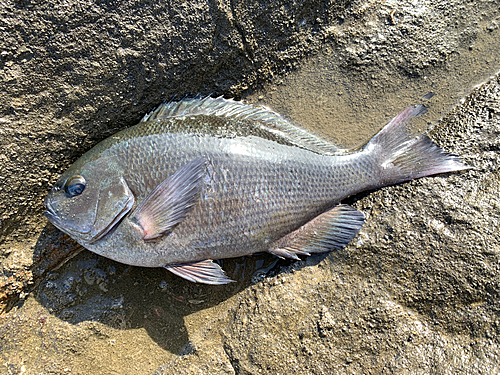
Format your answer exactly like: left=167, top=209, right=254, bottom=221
left=0, top=0, right=350, bottom=314
left=0, top=0, right=499, bottom=373
left=154, top=339, right=236, bottom=375
left=156, top=73, right=500, bottom=374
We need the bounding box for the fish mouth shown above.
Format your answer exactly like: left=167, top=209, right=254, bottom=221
left=43, top=196, right=88, bottom=236
left=44, top=206, right=68, bottom=234
left=44, top=196, right=58, bottom=224
left=44, top=197, right=132, bottom=243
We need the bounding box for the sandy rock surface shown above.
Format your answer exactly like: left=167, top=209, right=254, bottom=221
left=156, top=73, right=500, bottom=374
left=0, top=0, right=499, bottom=374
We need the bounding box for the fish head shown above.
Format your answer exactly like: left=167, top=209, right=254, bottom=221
left=44, top=157, right=135, bottom=245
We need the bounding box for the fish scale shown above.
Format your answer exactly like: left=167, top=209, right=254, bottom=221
left=44, top=97, right=469, bottom=284
left=131, top=133, right=339, bottom=258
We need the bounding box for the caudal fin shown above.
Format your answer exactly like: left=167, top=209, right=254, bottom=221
left=367, top=105, right=471, bottom=185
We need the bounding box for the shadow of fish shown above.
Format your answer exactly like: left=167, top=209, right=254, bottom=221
left=44, top=97, right=470, bottom=284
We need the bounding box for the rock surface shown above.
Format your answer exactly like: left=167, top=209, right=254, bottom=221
left=0, top=0, right=499, bottom=374
left=0, top=0, right=349, bottom=313
left=156, top=73, right=500, bottom=374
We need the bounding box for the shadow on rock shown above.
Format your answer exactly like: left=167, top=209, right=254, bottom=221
left=30, top=223, right=280, bottom=353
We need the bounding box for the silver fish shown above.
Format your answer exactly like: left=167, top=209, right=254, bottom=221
left=44, top=97, right=469, bottom=284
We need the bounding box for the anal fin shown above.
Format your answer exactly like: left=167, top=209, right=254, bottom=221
left=164, top=260, right=235, bottom=285
left=269, top=205, right=365, bottom=259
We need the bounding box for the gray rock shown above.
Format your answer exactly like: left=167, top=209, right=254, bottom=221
left=156, top=73, right=500, bottom=374
left=0, top=0, right=348, bottom=312
left=0, top=0, right=499, bottom=373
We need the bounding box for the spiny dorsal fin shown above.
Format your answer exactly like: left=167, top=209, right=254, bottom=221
left=141, top=96, right=343, bottom=155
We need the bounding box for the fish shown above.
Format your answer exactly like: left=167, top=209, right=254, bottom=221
left=44, top=96, right=469, bottom=284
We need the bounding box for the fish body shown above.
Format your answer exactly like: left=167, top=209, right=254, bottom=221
left=44, top=97, right=468, bottom=284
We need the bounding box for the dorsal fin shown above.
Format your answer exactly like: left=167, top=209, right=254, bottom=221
left=141, top=96, right=343, bottom=155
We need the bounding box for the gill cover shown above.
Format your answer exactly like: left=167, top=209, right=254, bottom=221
left=90, top=175, right=135, bottom=242
left=44, top=161, right=134, bottom=244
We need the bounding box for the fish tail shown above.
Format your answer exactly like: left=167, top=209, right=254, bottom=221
left=367, top=105, right=471, bottom=185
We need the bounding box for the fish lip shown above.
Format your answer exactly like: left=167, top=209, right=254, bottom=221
left=44, top=197, right=65, bottom=232
left=44, top=209, right=66, bottom=233
left=43, top=194, right=50, bottom=210
left=43, top=196, right=57, bottom=221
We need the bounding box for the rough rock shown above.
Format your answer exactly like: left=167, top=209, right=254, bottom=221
left=156, top=73, right=500, bottom=374
left=0, top=0, right=349, bottom=312
left=0, top=0, right=499, bottom=373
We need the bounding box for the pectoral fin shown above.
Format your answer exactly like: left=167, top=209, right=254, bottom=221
left=269, top=205, right=365, bottom=259
left=164, top=260, right=235, bottom=285
left=132, top=158, right=205, bottom=240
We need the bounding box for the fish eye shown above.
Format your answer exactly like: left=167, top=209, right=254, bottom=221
left=66, top=175, right=86, bottom=197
